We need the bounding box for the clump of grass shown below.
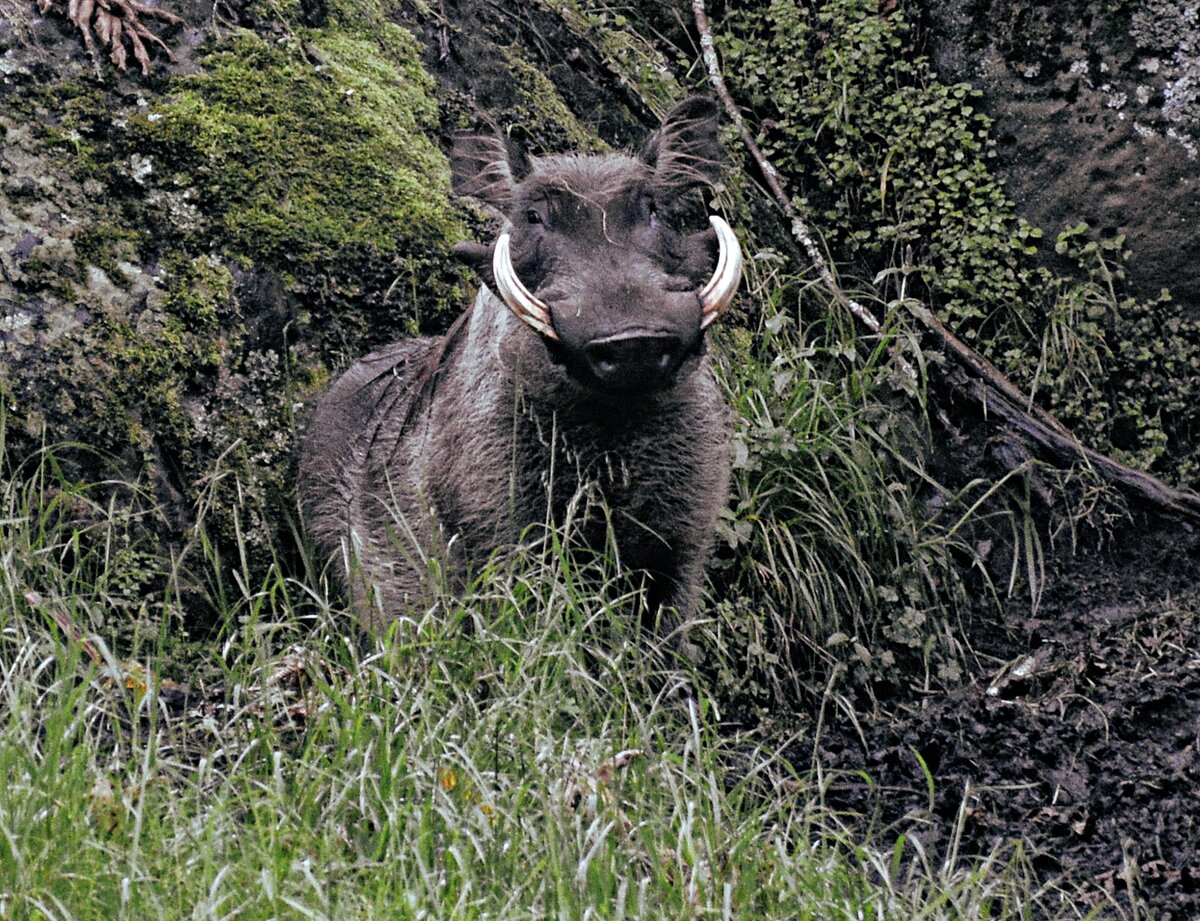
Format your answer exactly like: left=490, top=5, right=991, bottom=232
left=0, top=422, right=1058, bottom=919
left=704, top=246, right=988, bottom=709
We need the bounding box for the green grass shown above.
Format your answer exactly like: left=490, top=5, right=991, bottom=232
left=0, top=426, right=1058, bottom=920
left=703, top=247, right=1002, bottom=706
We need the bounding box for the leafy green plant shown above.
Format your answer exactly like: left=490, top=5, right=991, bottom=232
left=715, top=0, right=1199, bottom=490
left=719, top=0, right=1039, bottom=347
left=1035, top=225, right=1200, bottom=482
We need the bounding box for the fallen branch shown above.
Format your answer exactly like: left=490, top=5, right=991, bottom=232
left=691, top=0, right=1200, bottom=523
left=917, top=307, right=1200, bottom=519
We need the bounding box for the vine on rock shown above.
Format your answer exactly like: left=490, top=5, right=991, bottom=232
left=691, top=0, right=1200, bottom=518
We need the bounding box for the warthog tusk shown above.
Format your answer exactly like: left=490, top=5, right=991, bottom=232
left=494, top=214, right=742, bottom=338
left=493, top=232, right=560, bottom=341
left=699, top=215, right=742, bottom=329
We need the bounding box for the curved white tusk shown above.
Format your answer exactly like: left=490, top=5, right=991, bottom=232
left=492, top=232, right=559, bottom=340
left=699, top=215, right=743, bottom=330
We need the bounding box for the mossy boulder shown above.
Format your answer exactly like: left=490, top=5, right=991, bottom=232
left=716, top=0, right=1200, bottom=490
left=0, top=0, right=470, bottom=620
left=0, top=0, right=662, bottom=631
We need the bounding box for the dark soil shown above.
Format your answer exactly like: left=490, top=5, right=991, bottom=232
left=808, top=488, right=1200, bottom=917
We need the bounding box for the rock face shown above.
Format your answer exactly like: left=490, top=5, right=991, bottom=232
left=0, top=0, right=656, bottom=623
left=921, top=0, right=1200, bottom=308
left=0, top=0, right=471, bottom=591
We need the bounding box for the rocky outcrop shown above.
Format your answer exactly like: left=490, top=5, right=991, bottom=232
left=921, top=0, right=1200, bottom=308
left=0, top=0, right=471, bottom=582
left=0, top=0, right=664, bottom=615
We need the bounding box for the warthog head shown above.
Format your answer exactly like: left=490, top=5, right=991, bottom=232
left=451, top=96, right=742, bottom=396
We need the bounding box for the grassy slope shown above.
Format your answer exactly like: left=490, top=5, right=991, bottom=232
left=0, top=313, right=1053, bottom=920
left=0, top=478, right=1035, bottom=921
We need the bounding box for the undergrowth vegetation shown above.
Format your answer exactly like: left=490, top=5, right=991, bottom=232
left=0, top=463, right=1022, bottom=918
left=707, top=260, right=980, bottom=707
left=717, top=0, right=1200, bottom=489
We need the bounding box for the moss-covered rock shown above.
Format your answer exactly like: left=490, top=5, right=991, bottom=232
left=126, top=27, right=454, bottom=268
left=0, top=0, right=471, bottom=627
left=716, top=0, right=1200, bottom=490
left=2, top=0, right=669, bottom=638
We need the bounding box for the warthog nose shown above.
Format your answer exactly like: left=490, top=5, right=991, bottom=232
left=582, top=333, right=685, bottom=390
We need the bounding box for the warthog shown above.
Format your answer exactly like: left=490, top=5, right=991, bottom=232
left=299, top=96, right=742, bottom=647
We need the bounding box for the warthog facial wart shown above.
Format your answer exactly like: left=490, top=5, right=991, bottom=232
left=299, top=96, right=742, bottom=651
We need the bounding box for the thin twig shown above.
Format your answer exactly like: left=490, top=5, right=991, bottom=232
left=691, top=0, right=913, bottom=381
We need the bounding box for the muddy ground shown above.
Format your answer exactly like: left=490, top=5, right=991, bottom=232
left=806, top=477, right=1200, bottom=917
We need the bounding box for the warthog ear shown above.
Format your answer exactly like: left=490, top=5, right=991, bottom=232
left=640, top=96, right=723, bottom=194
left=451, top=131, right=532, bottom=212
left=452, top=240, right=496, bottom=289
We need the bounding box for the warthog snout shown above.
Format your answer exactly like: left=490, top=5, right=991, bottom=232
left=579, top=330, right=693, bottom=392
left=489, top=202, right=742, bottom=396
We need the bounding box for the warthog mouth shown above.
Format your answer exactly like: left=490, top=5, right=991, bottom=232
left=491, top=215, right=744, bottom=342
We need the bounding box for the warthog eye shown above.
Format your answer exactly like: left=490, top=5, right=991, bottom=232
left=525, top=209, right=543, bottom=225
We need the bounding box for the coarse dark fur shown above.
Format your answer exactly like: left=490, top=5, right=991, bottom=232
left=299, top=97, right=732, bottom=647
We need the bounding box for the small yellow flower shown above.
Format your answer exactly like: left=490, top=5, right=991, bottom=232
left=123, top=664, right=149, bottom=703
